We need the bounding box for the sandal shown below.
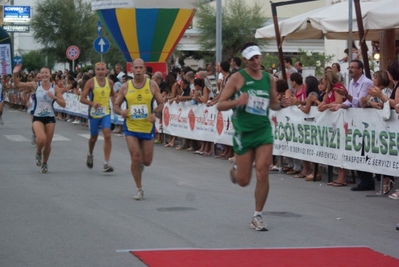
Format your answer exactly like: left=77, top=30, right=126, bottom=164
left=269, top=165, right=279, bottom=171
left=388, top=192, right=399, bottom=200
left=282, top=166, right=292, bottom=172
left=286, top=169, right=300, bottom=175
left=332, top=182, right=348, bottom=187
left=327, top=180, right=339, bottom=186
left=305, top=173, right=322, bottom=181
left=293, top=173, right=306, bottom=178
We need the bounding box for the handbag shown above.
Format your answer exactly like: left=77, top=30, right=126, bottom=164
left=382, top=100, right=391, bottom=121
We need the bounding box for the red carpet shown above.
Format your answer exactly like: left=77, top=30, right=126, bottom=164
left=131, top=247, right=399, bottom=267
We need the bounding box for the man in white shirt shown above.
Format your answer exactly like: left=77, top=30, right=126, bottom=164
left=330, top=59, right=375, bottom=191
left=114, top=63, right=125, bottom=83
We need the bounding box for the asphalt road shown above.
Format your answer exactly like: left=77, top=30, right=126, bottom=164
left=0, top=106, right=398, bottom=267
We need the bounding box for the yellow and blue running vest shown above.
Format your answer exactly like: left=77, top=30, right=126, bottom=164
left=89, top=77, right=111, bottom=119
left=124, top=78, right=154, bottom=133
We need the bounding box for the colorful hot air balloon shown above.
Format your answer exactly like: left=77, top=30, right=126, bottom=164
left=94, top=0, right=196, bottom=63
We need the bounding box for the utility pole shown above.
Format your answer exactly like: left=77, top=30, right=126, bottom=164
left=10, top=0, right=14, bottom=58
left=215, top=0, right=222, bottom=63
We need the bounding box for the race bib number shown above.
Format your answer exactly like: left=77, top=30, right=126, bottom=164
left=90, top=106, right=106, bottom=118
left=245, top=95, right=269, bottom=116
left=130, top=104, right=148, bottom=120
left=36, top=102, right=52, bottom=117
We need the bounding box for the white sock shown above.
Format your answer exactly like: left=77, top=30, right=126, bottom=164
left=254, top=211, right=262, bottom=217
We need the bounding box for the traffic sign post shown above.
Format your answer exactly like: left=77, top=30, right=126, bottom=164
left=66, top=45, right=80, bottom=73
left=13, top=56, right=22, bottom=66
left=93, top=37, right=110, bottom=62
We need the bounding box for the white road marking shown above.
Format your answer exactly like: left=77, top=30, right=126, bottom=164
left=52, top=134, right=70, bottom=141
left=78, top=134, right=104, bottom=141
left=4, top=135, right=30, bottom=141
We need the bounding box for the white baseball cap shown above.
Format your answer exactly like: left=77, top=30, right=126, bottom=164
left=242, top=45, right=261, bottom=60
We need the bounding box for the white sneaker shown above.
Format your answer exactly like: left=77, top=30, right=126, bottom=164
left=31, top=135, right=36, bottom=145
left=35, top=153, right=42, bottom=167
left=71, top=120, right=80, bottom=124
left=229, top=164, right=237, bottom=184
left=133, top=188, right=144, bottom=200
left=250, top=215, right=268, bottom=231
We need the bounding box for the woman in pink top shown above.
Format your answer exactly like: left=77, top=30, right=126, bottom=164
left=288, top=73, right=312, bottom=178
left=290, top=73, right=307, bottom=104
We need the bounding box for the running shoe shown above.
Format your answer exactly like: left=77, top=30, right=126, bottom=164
left=250, top=215, right=268, bottom=231
left=103, top=163, right=114, bottom=172
left=35, top=153, right=42, bottom=166
left=31, top=135, right=36, bottom=145
left=229, top=164, right=237, bottom=184
left=0, top=116, right=3, bottom=125
left=41, top=163, right=48, bottom=173
left=133, top=188, right=144, bottom=200
left=86, top=154, right=93, bottom=169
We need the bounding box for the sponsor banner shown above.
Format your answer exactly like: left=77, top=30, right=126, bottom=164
left=0, top=44, right=12, bottom=75
left=91, top=0, right=134, bottom=10
left=340, top=108, right=399, bottom=176
left=271, top=106, right=343, bottom=168
left=162, top=102, right=233, bottom=144
left=49, top=96, right=399, bottom=176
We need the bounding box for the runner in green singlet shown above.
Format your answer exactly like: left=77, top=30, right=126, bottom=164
left=217, top=42, right=290, bottom=231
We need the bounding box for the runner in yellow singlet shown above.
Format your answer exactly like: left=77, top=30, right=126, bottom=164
left=113, top=58, right=164, bottom=200
left=80, top=62, right=115, bottom=172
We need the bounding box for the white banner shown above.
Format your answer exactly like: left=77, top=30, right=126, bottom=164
left=53, top=95, right=399, bottom=176
left=91, top=0, right=134, bottom=10
left=0, top=44, right=12, bottom=75
left=162, top=102, right=232, bottom=144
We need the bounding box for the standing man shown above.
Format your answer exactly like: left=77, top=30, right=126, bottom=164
left=114, top=63, right=125, bottom=83
left=330, top=59, right=374, bottom=191
left=217, top=42, right=289, bottom=231
left=281, top=57, right=297, bottom=89
left=294, top=61, right=303, bottom=75
left=80, top=62, right=115, bottom=172
left=230, top=56, right=241, bottom=74
left=113, top=58, right=164, bottom=200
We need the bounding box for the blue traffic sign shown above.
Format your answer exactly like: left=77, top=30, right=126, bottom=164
left=97, top=20, right=102, bottom=37
left=13, top=56, right=22, bottom=65
left=93, top=37, right=110, bottom=54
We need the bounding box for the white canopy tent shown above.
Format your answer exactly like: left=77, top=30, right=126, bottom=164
left=255, top=0, right=399, bottom=41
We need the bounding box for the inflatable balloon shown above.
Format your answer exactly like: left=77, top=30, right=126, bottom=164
left=95, top=1, right=196, bottom=63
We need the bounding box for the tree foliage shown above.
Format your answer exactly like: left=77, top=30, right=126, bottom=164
left=30, top=0, right=128, bottom=71
left=194, top=0, right=268, bottom=61
left=30, top=0, right=96, bottom=70
left=20, top=49, right=55, bottom=73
